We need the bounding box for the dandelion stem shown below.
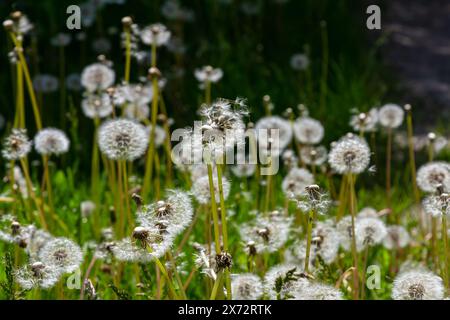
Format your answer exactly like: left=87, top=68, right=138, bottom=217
left=124, top=26, right=131, bottom=83
left=210, top=270, right=223, bottom=300
left=207, top=163, right=221, bottom=254
left=386, top=127, right=392, bottom=211
left=348, top=173, right=359, bottom=300
left=304, top=208, right=315, bottom=274
left=441, top=215, right=449, bottom=291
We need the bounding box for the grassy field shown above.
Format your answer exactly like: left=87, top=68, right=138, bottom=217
left=0, top=0, right=449, bottom=300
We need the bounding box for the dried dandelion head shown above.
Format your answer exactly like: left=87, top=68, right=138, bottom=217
left=422, top=193, right=450, bottom=217
left=300, top=145, right=328, bottom=166
left=294, top=282, right=343, bottom=300
left=350, top=108, right=378, bottom=132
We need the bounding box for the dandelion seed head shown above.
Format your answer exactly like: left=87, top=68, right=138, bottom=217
left=416, top=162, right=450, bottom=193
left=392, top=269, right=444, bottom=300
left=2, top=129, right=32, bottom=160
left=383, top=225, right=410, bottom=249
left=191, top=174, right=230, bottom=204
left=195, top=66, right=223, bottom=83
left=282, top=167, right=314, bottom=199
left=355, top=217, right=387, bottom=251
left=293, top=117, right=324, bottom=145
left=240, top=215, right=292, bottom=253
left=350, top=108, right=378, bottom=132
left=98, top=118, right=149, bottom=161
left=231, top=163, right=256, bottom=178
left=15, top=262, right=60, bottom=290
left=38, top=237, right=83, bottom=274
left=379, top=103, right=404, bottom=129
left=231, top=273, right=263, bottom=300
left=357, top=207, right=378, bottom=219
left=328, top=134, right=371, bottom=174
left=140, top=23, right=171, bottom=46
left=300, top=145, right=327, bottom=166
left=82, top=93, right=114, bottom=119
left=255, top=116, right=293, bottom=156
left=294, top=282, right=344, bottom=300
left=290, top=53, right=310, bottom=71
left=422, top=194, right=450, bottom=217
left=81, top=62, right=115, bottom=92
left=263, top=264, right=307, bottom=299
left=34, top=128, right=70, bottom=156
left=137, top=190, right=193, bottom=236
left=33, top=74, right=59, bottom=93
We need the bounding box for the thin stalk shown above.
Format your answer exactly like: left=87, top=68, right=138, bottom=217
left=59, top=45, right=66, bottom=128
left=19, top=158, right=47, bottom=230
left=210, top=270, right=223, bottom=300
left=441, top=216, right=449, bottom=291
left=348, top=173, right=359, bottom=300
left=386, top=127, right=392, bottom=210
left=124, top=26, right=131, bottom=83
left=167, top=251, right=187, bottom=299
left=360, top=245, right=369, bottom=300
left=142, top=77, right=159, bottom=197
left=146, top=246, right=179, bottom=299
left=207, top=163, right=221, bottom=254
left=9, top=33, right=42, bottom=130
left=121, top=160, right=133, bottom=232
left=205, top=80, right=211, bottom=105
left=304, top=209, right=315, bottom=274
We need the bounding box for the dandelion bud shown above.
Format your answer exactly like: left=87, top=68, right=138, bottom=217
left=121, top=16, right=133, bottom=28
left=132, top=193, right=143, bottom=208
left=30, top=262, right=45, bottom=277
left=132, top=226, right=149, bottom=247
left=11, top=11, right=22, bottom=21
left=97, top=54, right=106, bottom=62
left=148, top=67, right=162, bottom=79
left=3, top=19, right=13, bottom=31
left=215, top=252, right=232, bottom=272
left=427, top=132, right=436, bottom=142
left=11, top=221, right=21, bottom=235
left=246, top=241, right=257, bottom=256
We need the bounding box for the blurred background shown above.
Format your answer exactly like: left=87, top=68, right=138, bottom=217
left=0, top=0, right=448, bottom=167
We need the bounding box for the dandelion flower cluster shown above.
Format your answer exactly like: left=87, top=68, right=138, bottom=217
left=34, top=128, right=70, bottom=156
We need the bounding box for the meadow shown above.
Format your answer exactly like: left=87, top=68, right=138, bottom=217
left=0, top=0, right=449, bottom=300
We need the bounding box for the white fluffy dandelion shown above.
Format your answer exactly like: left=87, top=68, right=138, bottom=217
left=191, top=174, right=230, bottom=204
left=194, top=66, right=223, bottom=84
left=290, top=53, right=310, bottom=71
left=293, top=282, right=343, bottom=300
left=350, top=108, right=378, bottom=133
left=282, top=167, right=314, bottom=199
left=34, top=128, right=70, bottom=156
left=378, top=103, right=404, bottom=129
left=81, top=63, right=115, bottom=92
left=140, top=23, right=171, bottom=46
left=300, top=145, right=328, bottom=166
left=328, top=134, right=371, bottom=174
left=2, top=129, right=32, bottom=160
left=255, top=116, right=293, bottom=156
left=81, top=93, right=114, bottom=119
left=38, top=237, right=83, bottom=274
left=98, top=118, right=149, bottom=161
left=383, top=225, right=410, bottom=249
left=15, top=262, right=60, bottom=290
left=422, top=194, right=450, bottom=217
left=293, top=117, right=324, bottom=145
left=231, top=273, right=264, bottom=300
left=416, top=162, right=450, bottom=193
left=392, top=269, right=444, bottom=300
left=137, top=190, right=193, bottom=236
left=355, top=217, right=387, bottom=251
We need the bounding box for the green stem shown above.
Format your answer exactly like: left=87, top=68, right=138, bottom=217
left=304, top=209, right=315, bottom=273
left=207, top=163, right=221, bottom=254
